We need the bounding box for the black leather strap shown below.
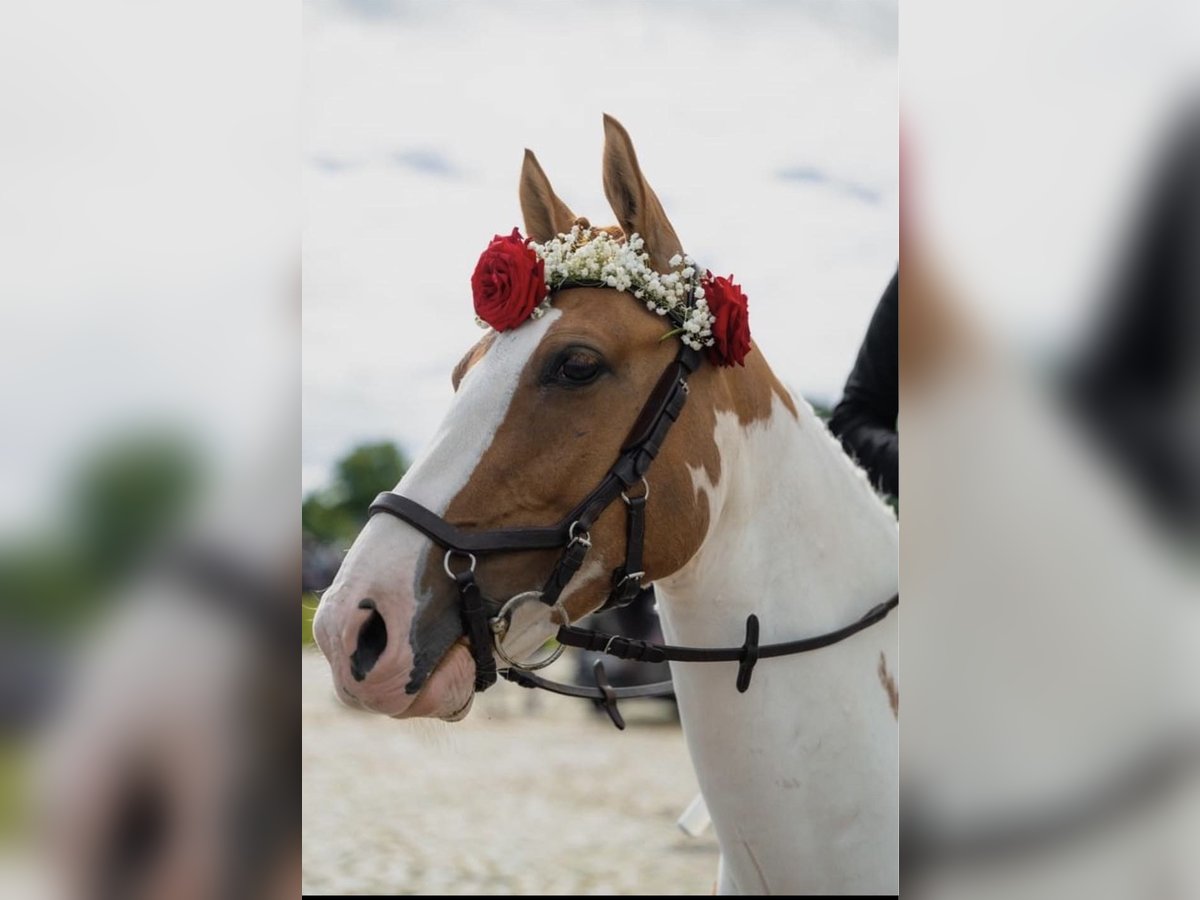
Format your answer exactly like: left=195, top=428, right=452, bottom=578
left=621, top=346, right=699, bottom=451
left=369, top=493, right=569, bottom=553
left=603, top=492, right=646, bottom=610
left=557, top=595, right=899, bottom=664
left=455, top=571, right=497, bottom=691
left=502, top=666, right=675, bottom=701
left=541, top=535, right=591, bottom=607
left=504, top=594, right=899, bottom=728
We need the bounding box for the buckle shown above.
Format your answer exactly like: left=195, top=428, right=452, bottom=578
left=607, top=568, right=645, bottom=608
left=614, top=570, right=645, bottom=598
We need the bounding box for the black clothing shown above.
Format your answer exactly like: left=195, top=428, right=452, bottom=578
left=829, top=271, right=899, bottom=497
left=1065, top=105, right=1200, bottom=538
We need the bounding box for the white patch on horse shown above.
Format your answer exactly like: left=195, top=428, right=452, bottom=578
left=397, top=308, right=562, bottom=514
left=657, top=391, right=899, bottom=894
left=314, top=311, right=561, bottom=684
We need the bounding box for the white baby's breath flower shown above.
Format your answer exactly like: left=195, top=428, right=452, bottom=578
left=521, top=226, right=720, bottom=345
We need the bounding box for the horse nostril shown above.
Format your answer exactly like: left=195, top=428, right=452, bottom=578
left=350, top=600, right=388, bottom=682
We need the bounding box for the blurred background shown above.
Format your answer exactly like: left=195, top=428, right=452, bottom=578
left=902, top=0, right=1200, bottom=898
left=301, top=0, right=896, bottom=894
left=2, top=0, right=1196, bottom=895
left=0, top=0, right=297, bottom=897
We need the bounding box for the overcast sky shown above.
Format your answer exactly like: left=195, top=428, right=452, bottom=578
left=303, top=0, right=899, bottom=493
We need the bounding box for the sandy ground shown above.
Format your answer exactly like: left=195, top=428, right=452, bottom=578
left=302, top=649, right=720, bottom=895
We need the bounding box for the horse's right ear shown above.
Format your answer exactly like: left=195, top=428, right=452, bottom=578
left=601, top=114, right=684, bottom=273
left=520, top=149, right=577, bottom=243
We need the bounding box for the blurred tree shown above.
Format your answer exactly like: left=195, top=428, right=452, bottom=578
left=300, top=495, right=357, bottom=545
left=302, top=441, right=407, bottom=546
left=334, top=442, right=407, bottom=514
left=70, top=430, right=202, bottom=578
left=0, top=427, right=202, bottom=634
left=0, top=539, right=92, bottom=631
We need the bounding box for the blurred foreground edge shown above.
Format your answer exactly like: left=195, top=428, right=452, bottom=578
left=899, top=92, right=1200, bottom=900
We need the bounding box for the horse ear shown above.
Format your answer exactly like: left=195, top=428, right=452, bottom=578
left=601, top=114, right=684, bottom=273
left=520, top=149, right=577, bottom=243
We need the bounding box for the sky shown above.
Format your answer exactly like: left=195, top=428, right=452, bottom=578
left=302, top=0, right=899, bottom=494
left=0, top=0, right=297, bottom=535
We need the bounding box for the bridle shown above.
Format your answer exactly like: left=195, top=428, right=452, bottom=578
left=369, top=338, right=898, bottom=729
left=371, top=341, right=699, bottom=683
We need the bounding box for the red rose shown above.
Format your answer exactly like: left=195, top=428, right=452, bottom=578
left=702, top=272, right=752, bottom=367
left=470, top=228, right=546, bottom=331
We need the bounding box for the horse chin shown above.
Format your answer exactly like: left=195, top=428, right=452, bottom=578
left=391, top=640, right=476, bottom=722
left=439, top=692, right=474, bottom=722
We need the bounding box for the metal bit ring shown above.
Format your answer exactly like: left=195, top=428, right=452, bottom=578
left=489, top=591, right=566, bottom=670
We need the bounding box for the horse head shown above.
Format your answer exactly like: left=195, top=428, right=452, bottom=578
left=313, top=116, right=787, bottom=720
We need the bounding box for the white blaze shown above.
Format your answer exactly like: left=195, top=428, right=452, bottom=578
left=398, top=308, right=562, bottom=514
left=313, top=310, right=561, bottom=688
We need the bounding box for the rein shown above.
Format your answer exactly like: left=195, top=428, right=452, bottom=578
left=504, top=594, right=899, bottom=729
left=369, top=340, right=898, bottom=728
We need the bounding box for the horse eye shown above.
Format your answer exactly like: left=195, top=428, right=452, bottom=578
left=553, top=350, right=603, bottom=386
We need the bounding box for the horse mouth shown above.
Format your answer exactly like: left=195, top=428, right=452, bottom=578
left=432, top=637, right=475, bottom=721
left=441, top=691, right=474, bottom=722
left=389, top=637, right=476, bottom=722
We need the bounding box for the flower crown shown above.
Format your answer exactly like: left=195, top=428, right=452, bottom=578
left=470, top=225, right=751, bottom=367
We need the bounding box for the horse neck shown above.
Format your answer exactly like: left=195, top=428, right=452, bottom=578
left=658, top=387, right=898, bottom=644
left=653, top=380, right=899, bottom=894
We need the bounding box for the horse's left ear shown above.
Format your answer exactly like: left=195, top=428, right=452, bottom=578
left=601, top=114, right=684, bottom=273
left=520, top=149, right=577, bottom=243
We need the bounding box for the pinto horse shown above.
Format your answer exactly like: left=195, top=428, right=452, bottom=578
left=314, top=115, right=898, bottom=894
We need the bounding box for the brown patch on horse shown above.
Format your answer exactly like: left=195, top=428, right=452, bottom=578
left=715, top=343, right=799, bottom=427
left=451, top=331, right=496, bottom=391
left=877, top=652, right=898, bottom=718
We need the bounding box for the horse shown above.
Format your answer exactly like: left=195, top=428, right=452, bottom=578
left=313, top=115, right=899, bottom=894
